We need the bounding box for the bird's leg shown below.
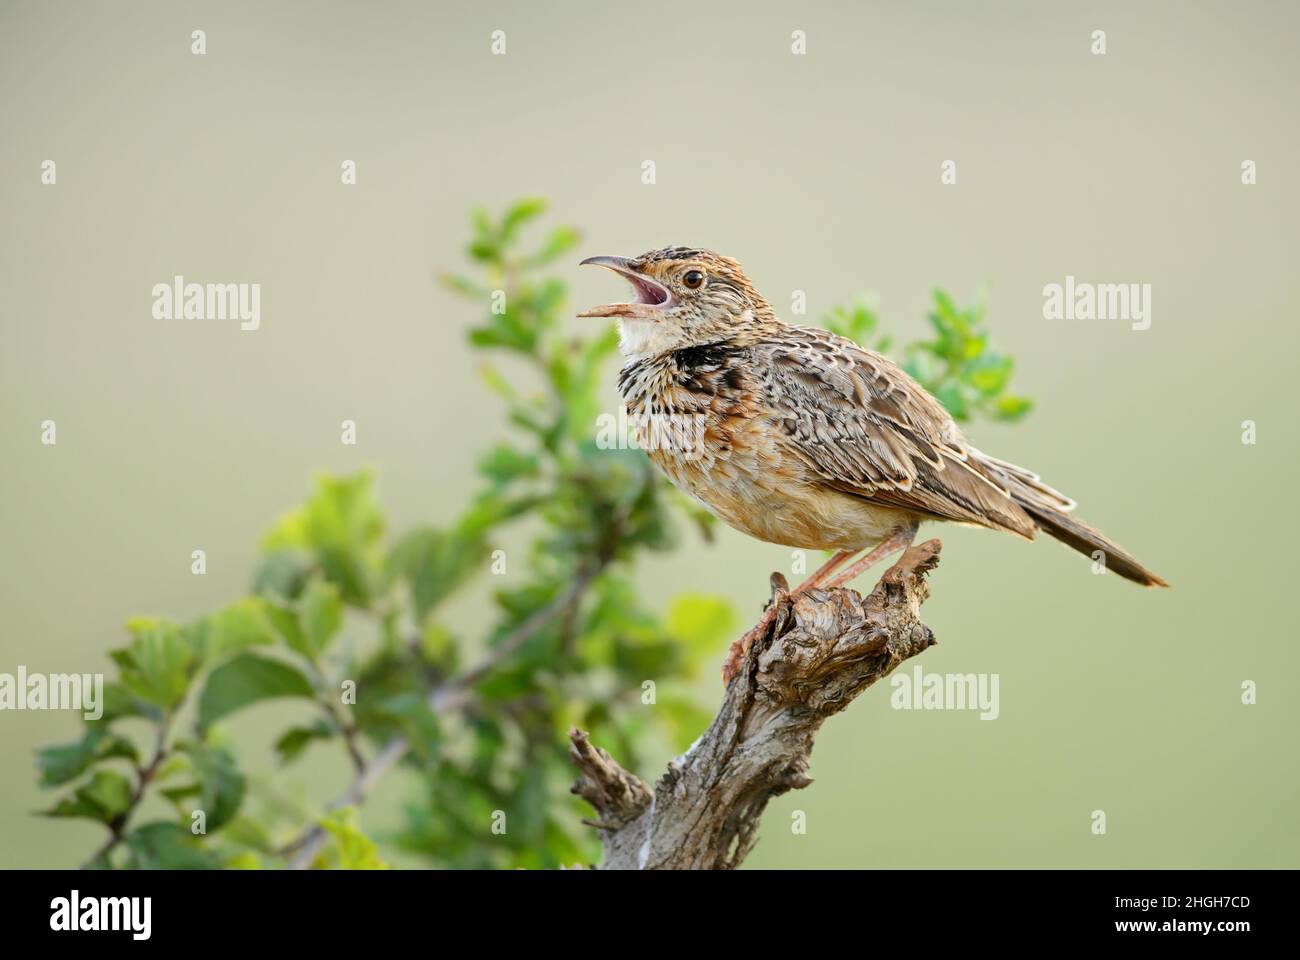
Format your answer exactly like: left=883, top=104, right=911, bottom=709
left=821, top=521, right=920, bottom=590
left=789, top=549, right=856, bottom=596
left=720, top=569, right=792, bottom=686
left=721, top=549, right=873, bottom=684
left=720, top=551, right=856, bottom=684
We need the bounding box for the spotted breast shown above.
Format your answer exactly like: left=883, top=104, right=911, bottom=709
left=616, top=340, right=909, bottom=551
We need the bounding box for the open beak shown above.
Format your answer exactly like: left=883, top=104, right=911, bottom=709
left=577, top=255, right=674, bottom=319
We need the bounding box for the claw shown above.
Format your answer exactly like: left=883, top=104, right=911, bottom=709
left=721, top=592, right=786, bottom=684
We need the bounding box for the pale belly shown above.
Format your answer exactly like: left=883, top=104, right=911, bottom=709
left=646, top=433, right=912, bottom=552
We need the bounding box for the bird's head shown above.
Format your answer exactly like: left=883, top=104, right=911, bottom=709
left=578, top=247, right=775, bottom=357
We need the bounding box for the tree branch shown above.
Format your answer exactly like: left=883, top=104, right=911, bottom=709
left=80, top=711, right=173, bottom=869
left=569, top=539, right=942, bottom=870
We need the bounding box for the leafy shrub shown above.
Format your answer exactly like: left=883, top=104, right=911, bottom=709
left=36, top=200, right=1030, bottom=869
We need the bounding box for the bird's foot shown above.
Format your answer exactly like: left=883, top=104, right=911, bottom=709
left=792, top=549, right=855, bottom=595
left=822, top=522, right=920, bottom=590
left=721, top=577, right=789, bottom=684
left=720, top=556, right=856, bottom=684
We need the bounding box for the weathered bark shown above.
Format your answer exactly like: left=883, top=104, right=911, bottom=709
left=569, top=539, right=942, bottom=869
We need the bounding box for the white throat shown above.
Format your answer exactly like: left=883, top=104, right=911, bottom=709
left=617, top=317, right=680, bottom=361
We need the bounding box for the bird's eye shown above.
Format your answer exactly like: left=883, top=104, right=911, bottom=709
left=682, top=269, right=705, bottom=289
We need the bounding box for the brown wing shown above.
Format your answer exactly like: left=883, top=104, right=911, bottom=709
left=755, top=324, right=1038, bottom=538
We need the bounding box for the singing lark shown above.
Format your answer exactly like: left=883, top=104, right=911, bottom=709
left=579, top=248, right=1167, bottom=681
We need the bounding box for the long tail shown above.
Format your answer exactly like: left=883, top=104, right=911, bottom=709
left=975, top=452, right=1169, bottom=588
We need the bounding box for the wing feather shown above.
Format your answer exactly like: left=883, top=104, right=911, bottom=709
left=757, top=326, right=1037, bottom=537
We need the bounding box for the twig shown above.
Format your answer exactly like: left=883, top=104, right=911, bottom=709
left=284, top=564, right=602, bottom=868
left=80, top=715, right=172, bottom=869
left=323, top=700, right=367, bottom=774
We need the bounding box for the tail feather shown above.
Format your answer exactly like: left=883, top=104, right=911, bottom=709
left=1017, top=500, right=1169, bottom=587
left=975, top=452, right=1169, bottom=588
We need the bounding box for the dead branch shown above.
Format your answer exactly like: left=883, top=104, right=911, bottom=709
left=569, top=539, right=942, bottom=869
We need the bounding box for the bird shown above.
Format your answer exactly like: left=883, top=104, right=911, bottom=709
left=578, top=247, right=1168, bottom=682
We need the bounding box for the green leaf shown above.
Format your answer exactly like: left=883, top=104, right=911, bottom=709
left=298, top=580, right=343, bottom=660
left=124, top=822, right=217, bottom=869
left=181, top=742, right=245, bottom=831
left=501, top=197, right=547, bottom=238
left=994, top=394, right=1034, bottom=421
left=159, top=784, right=201, bottom=808
left=36, top=728, right=138, bottom=788
left=41, top=770, right=134, bottom=824
left=111, top=618, right=198, bottom=711
left=85, top=682, right=157, bottom=726
left=315, top=547, right=374, bottom=608
left=220, top=815, right=276, bottom=854
left=387, top=526, right=488, bottom=622
left=263, top=602, right=307, bottom=656
left=319, top=808, right=390, bottom=869
left=261, top=472, right=385, bottom=605
left=192, top=597, right=278, bottom=661
left=468, top=238, right=501, bottom=263
left=252, top=549, right=313, bottom=600
left=468, top=310, right=537, bottom=354
left=478, top=444, right=540, bottom=487
left=965, top=353, right=1012, bottom=396
left=933, top=383, right=969, bottom=420
left=196, top=652, right=315, bottom=731
left=418, top=621, right=458, bottom=671
left=273, top=719, right=337, bottom=765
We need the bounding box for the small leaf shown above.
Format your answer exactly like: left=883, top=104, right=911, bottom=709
left=36, top=728, right=138, bottom=788
left=933, top=383, right=969, bottom=421
left=221, top=815, right=276, bottom=854
left=501, top=197, right=547, bottom=238
left=298, top=580, right=343, bottom=660
left=196, top=652, right=315, bottom=731
left=260, top=473, right=385, bottom=606
left=124, top=822, right=217, bottom=869
left=477, top=444, right=540, bottom=487
left=387, top=526, right=488, bottom=622
left=994, top=394, right=1034, bottom=421
left=264, top=602, right=307, bottom=656
left=273, top=719, right=337, bottom=765
left=468, top=238, right=500, bottom=262
left=41, top=770, right=134, bottom=824
left=193, top=597, right=278, bottom=661
left=86, top=682, right=156, bottom=725
left=318, top=808, right=390, bottom=870
left=159, top=784, right=201, bottom=808
left=252, top=549, right=313, bottom=600
left=965, top=354, right=1012, bottom=396
left=111, top=619, right=198, bottom=711
left=182, top=741, right=245, bottom=831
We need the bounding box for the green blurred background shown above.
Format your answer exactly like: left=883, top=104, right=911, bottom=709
left=2, top=0, right=1297, bottom=868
